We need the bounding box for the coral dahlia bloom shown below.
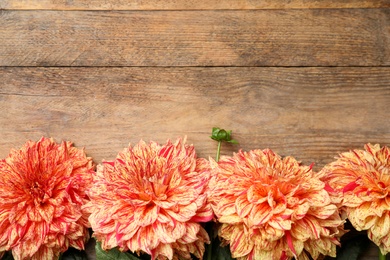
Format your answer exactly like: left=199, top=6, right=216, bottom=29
left=85, top=138, right=213, bottom=260
left=320, top=143, right=390, bottom=254
left=0, top=137, right=95, bottom=259
left=208, top=149, right=345, bottom=260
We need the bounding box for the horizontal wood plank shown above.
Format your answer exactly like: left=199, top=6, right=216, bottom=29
left=1, top=67, right=389, bottom=171
left=1, top=9, right=389, bottom=67
left=1, top=0, right=389, bottom=10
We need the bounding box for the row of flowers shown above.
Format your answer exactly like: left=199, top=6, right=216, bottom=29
left=0, top=129, right=389, bottom=260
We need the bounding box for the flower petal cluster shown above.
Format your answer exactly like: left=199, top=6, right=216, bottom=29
left=0, top=137, right=95, bottom=259
left=208, top=149, right=345, bottom=260
left=85, top=138, right=213, bottom=260
left=320, top=143, right=390, bottom=254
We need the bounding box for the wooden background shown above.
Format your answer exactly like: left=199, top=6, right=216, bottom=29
left=1, top=0, right=390, bottom=259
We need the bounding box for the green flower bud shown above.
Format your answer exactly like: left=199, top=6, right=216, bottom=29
left=210, top=127, right=238, bottom=144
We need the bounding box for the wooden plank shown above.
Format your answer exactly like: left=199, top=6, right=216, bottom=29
left=0, top=9, right=389, bottom=67
left=1, top=67, right=389, bottom=171
left=1, top=0, right=389, bottom=10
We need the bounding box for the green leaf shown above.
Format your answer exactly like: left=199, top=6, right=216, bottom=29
left=95, top=241, right=145, bottom=260
left=227, top=139, right=239, bottom=144
left=329, top=235, right=370, bottom=260
left=214, top=244, right=236, bottom=260
left=1, top=251, right=14, bottom=260
left=206, top=235, right=235, bottom=260
left=59, top=247, right=88, bottom=260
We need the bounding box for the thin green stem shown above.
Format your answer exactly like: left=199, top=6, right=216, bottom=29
left=379, top=249, right=387, bottom=260
left=216, top=141, right=222, bottom=162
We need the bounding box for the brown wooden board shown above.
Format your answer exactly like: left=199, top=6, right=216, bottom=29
left=1, top=67, right=389, bottom=171
left=1, top=0, right=390, bottom=258
left=1, top=0, right=389, bottom=10
left=1, top=9, right=389, bottom=67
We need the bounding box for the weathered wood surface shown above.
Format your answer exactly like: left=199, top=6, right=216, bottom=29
left=1, top=0, right=389, bottom=10
left=1, top=9, right=389, bottom=66
left=1, top=67, right=389, bottom=171
left=1, top=1, right=389, bottom=259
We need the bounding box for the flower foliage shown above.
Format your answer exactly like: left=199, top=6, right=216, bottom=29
left=210, top=127, right=238, bottom=144
left=320, top=143, right=390, bottom=255
left=0, top=137, right=95, bottom=259
left=208, top=149, right=345, bottom=260
left=85, top=138, right=213, bottom=260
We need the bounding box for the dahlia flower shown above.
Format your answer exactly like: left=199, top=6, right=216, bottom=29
left=0, top=137, right=95, bottom=259
left=85, top=138, right=213, bottom=260
left=208, top=149, right=345, bottom=260
left=320, top=143, right=390, bottom=254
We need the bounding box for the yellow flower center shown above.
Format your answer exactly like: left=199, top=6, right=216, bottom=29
left=138, top=173, right=171, bottom=205
left=29, top=181, right=49, bottom=204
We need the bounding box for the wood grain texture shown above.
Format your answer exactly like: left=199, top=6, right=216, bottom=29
left=1, top=9, right=389, bottom=67
left=1, top=67, right=389, bottom=171
left=1, top=1, right=390, bottom=259
left=1, top=0, right=390, bottom=10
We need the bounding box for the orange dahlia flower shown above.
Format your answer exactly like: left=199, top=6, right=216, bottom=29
left=320, top=143, right=390, bottom=254
left=85, top=138, right=213, bottom=260
left=0, top=137, right=95, bottom=259
left=208, top=149, right=345, bottom=260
